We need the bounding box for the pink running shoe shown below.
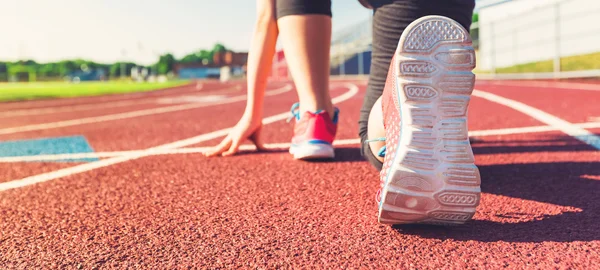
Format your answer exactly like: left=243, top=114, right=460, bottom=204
left=378, top=16, right=481, bottom=225
left=288, top=103, right=339, bottom=160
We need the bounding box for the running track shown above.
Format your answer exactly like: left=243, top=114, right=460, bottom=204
left=1, top=79, right=599, bottom=268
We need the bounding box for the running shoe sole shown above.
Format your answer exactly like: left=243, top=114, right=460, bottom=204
left=290, top=143, right=335, bottom=160
left=379, top=16, right=481, bottom=225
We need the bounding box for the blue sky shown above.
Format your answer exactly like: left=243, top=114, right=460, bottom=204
left=0, top=0, right=371, bottom=65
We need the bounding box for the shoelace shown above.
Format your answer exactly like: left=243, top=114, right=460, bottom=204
left=286, top=103, right=341, bottom=123
left=364, top=137, right=386, bottom=157
left=286, top=102, right=301, bottom=123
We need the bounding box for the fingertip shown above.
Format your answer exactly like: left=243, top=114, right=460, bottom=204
left=203, top=148, right=221, bottom=157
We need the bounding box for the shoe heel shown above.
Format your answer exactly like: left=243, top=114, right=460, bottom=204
left=290, top=143, right=335, bottom=160
left=379, top=15, right=481, bottom=226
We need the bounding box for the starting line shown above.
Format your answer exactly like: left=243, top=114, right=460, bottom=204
left=1, top=121, right=599, bottom=163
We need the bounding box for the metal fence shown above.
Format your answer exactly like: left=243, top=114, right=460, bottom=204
left=270, top=15, right=373, bottom=80
left=476, top=0, right=600, bottom=77
left=330, top=16, right=372, bottom=77
left=329, top=0, right=600, bottom=80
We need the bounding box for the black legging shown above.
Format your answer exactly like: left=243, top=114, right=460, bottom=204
left=276, top=0, right=475, bottom=170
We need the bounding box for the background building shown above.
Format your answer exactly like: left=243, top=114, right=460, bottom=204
left=176, top=50, right=248, bottom=80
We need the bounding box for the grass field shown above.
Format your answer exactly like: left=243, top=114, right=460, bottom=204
left=494, top=51, right=600, bottom=73
left=0, top=81, right=189, bottom=102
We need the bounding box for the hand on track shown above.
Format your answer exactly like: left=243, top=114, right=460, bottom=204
left=203, top=114, right=266, bottom=157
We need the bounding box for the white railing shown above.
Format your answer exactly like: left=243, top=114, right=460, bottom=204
left=477, top=0, right=600, bottom=76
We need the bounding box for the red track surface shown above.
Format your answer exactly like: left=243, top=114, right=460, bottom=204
left=1, top=79, right=599, bottom=268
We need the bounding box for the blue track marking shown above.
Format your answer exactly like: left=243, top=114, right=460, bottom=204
left=0, top=135, right=98, bottom=162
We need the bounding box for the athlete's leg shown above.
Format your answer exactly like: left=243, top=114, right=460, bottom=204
left=359, top=0, right=476, bottom=170
left=359, top=0, right=479, bottom=225
left=276, top=0, right=339, bottom=160
left=276, top=0, right=334, bottom=117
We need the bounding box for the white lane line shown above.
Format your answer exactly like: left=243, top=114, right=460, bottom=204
left=0, top=151, right=153, bottom=162
left=156, top=95, right=228, bottom=104
left=265, top=85, right=293, bottom=96
left=482, top=81, right=600, bottom=91
left=0, top=86, right=241, bottom=118
left=588, top=116, right=600, bottom=122
left=3, top=120, right=600, bottom=163
left=0, top=85, right=292, bottom=135
left=0, top=83, right=359, bottom=192
left=0, top=139, right=362, bottom=162
left=473, top=89, right=600, bottom=150
left=3, top=98, right=157, bottom=117
left=468, top=121, right=600, bottom=137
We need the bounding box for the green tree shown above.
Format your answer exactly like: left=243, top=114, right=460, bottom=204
left=38, top=63, right=58, bottom=78
left=156, top=53, right=176, bottom=74
left=0, top=42, right=231, bottom=80
left=21, top=60, right=38, bottom=66
left=110, top=62, right=137, bottom=77
left=180, top=53, right=200, bottom=64
left=56, top=60, right=79, bottom=76
left=212, top=43, right=226, bottom=54
left=179, top=43, right=228, bottom=65
left=198, top=50, right=212, bottom=64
